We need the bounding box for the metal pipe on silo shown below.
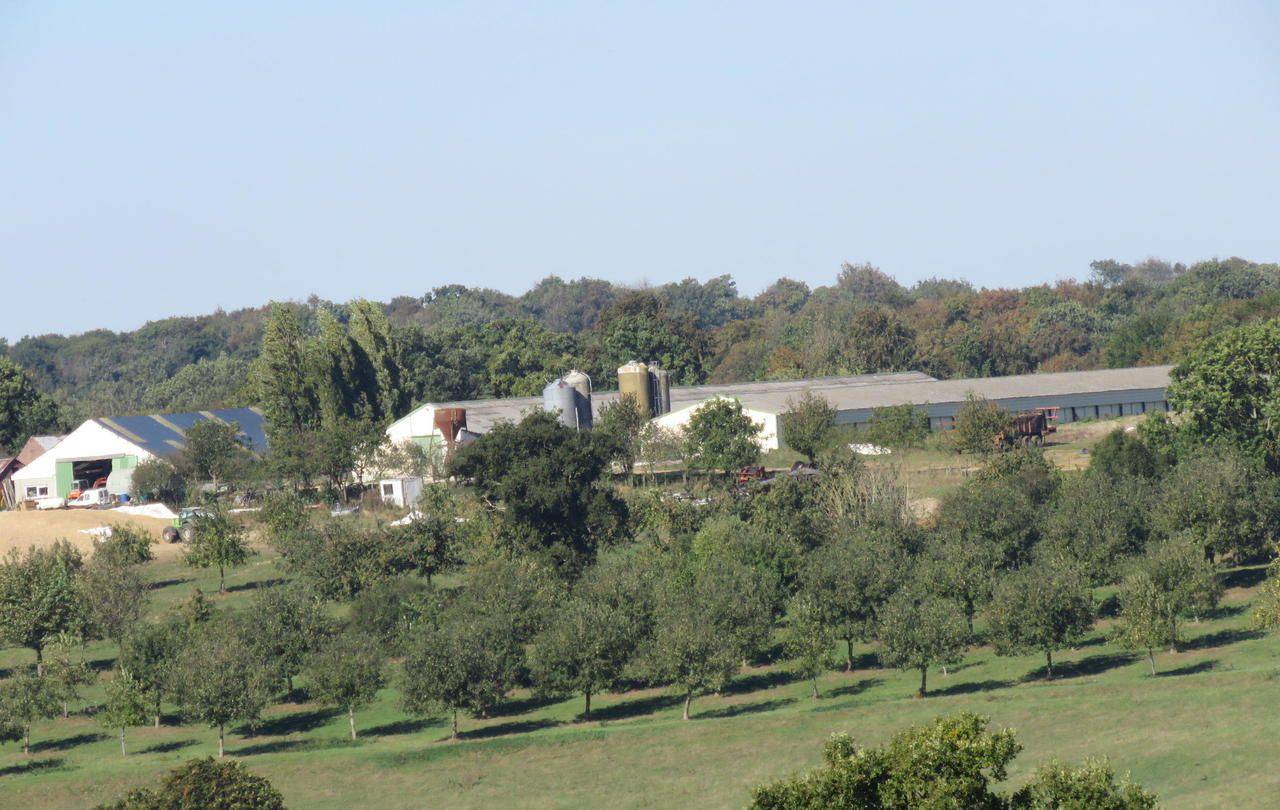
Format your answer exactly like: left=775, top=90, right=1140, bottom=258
left=617, top=361, right=652, bottom=416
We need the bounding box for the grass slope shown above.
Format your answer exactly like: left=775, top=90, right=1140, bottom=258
left=0, top=547, right=1276, bottom=808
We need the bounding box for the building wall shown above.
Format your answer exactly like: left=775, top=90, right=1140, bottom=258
left=833, top=387, right=1170, bottom=432
left=11, top=420, right=153, bottom=498
left=652, top=397, right=780, bottom=451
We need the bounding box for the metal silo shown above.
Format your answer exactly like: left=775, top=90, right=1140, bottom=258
left=564, top=370, right=593, bottom=430
left=543, top=378, right=578, bottom=428
left=653, top=367, right=671, bottom=415
left=617, top=361, right=652, bottom=416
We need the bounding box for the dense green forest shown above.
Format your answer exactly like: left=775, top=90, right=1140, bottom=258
left=4, top=256, right=1279, bottom=433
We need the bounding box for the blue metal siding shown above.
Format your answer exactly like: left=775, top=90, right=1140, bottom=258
left=836, top=387, right=1169, bottom=430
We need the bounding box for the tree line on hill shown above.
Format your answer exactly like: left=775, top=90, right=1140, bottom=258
left=5, top=255, right=1280, bottom=451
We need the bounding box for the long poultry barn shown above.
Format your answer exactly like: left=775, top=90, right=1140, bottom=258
left=386, top=364, right=1173, bottom=451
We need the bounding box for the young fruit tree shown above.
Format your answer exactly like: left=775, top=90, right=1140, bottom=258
left=876, top=590, right=968, bottom=698
left=0, top=540, right=86, bottom=675
left=646, top=557, right=774, bottom=720
left=400, top=613, right=520, bottom=739
left=241, top=585, right=332, bottom=697
left=119, top=618, right=185, bottom=728
left=0, top=672, right=58, bottom=755
left=987, top=562, right=1094, bottom=679
left=171, top=619, right=274, bottom=756
left=306, top=632, right=386, bottom=740
left=798, top=529, right=909, bottom=671
left=44, top=634, right=95, bottom=719
left=101, top=668, right=149, bottom=756
left=185, top=509, right=252, bottom=594
left=1120, top=537, right=1222, bottom=663
left=528, top=587, right=634, bottom=721
left=81, top=556, right=150, bottom=646
left=785, top=593, right=834, bottom=699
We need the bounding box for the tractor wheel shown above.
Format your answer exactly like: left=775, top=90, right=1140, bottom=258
left=162, top=526, right=180, bottom=544
left=179, top=523, right=195, bottom=543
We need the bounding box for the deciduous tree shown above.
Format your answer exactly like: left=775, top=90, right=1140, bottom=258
left=877, top=591, right=968, bottom=698
left=987, top=562, right=1094, bottom=679
left=0, top=540, right=86, bottom=674
left=185, top=509, right=252, bottom=593
left=170, top=619, right=275, bottom=756
left=782, top=390, right=837, bottom=463
left=307, top=631, right=386, bottom=740
left=101, top=668, right=149, bottom=756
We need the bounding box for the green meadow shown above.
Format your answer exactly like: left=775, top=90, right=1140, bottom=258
left=1, top=543, right=1276, bottom=809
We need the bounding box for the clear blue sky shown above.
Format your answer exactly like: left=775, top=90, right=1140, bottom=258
left=3, top=2, right=1278, bottom=341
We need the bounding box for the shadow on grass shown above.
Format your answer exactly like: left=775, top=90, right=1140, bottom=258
left=487, top=694, right=561, bottom=718
left=929, top=679, right=1012, bottom=698
left=365, top=718, right=435, bottom=738
left=1097, top=594, right=1120, bottom=618
left=457, top=718, right=560, bottom=741
left=723, top=669, right=797, bottom=696
left=1222, top=567, right=1266, bottom=590
left=240, top=707, right=340, bottom=736
left=827, top=677, right=883, bottom=699
left=137, top=739, right=198, bottom=755
left=1023, top=652, right=1135, bottom=682
left=30, top=732, right=105, bottom=753
left=0, top=757, right=65, bottom=777
left=149, top=577, right=194, bottom=591
left=1158, top=660, right=1218, bottom=678
left=225, top=577, right=286, bottom=594
left=88, top=655, right=117, bottom=674
left=1204, top=603, right=1247, bottom=620
left=233, top=737, right=353, bottom=757
left=1182, top=628, right=1264, bottom=652
left=590, top=693, right=682, bottom=721
left=698, top=697, right=796, bottom=720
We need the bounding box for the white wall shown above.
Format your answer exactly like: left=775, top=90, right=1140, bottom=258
left=387, top=403, right=445, bottom=445
left=11, top=420, right=153, bottom=497
left=652, top=397, right=779, bottom=451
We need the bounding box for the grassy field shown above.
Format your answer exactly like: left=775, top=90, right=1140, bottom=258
left=5, top=414, right=1263, bottom=808
left=0, top=544, right=1276, bottom=807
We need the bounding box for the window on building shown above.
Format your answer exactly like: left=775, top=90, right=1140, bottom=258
left=25, top=486, right=49, bottom=498
left=382, top=483, right=395, bottom=496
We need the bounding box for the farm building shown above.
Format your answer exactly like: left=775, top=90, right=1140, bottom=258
left=10, top=407, right=267, bottom=502
left=386, top=365, right=1172, bottom=452
left=652, top=397, right=781, bottom=452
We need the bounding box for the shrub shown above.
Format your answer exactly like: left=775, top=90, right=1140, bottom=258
left=948, top=393, right=1013, bottom=455
left=862, top=403, right=929, bottom=449
left=97, top=757, right=285, bottom=809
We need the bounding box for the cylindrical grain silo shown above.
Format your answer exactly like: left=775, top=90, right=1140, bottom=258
left=654, top=367, right=672, bottom=415
left=617, top=361, right=651, bottom=416
left=564, top=370, right=593, bottom=430
left=543, top=378, right=578, bottom=429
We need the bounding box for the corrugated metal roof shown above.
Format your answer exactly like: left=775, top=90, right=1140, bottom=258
left=95, top=406, right=268, bottom=458
left=425, top=370, right=937, bottom=432
left=406, top=366, right=1173, bottom=433
left=31, top=436, right=63, bottom=451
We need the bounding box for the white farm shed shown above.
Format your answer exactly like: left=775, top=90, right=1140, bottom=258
left=11, top=407, right=267, bottom=502
left=652, top=396, right=780, bottom=452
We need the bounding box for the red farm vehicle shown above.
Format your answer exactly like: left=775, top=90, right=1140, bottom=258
left=994, top=407, right=1058, bottom=450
